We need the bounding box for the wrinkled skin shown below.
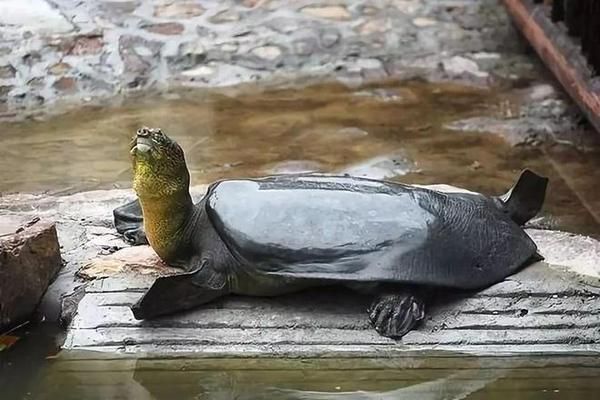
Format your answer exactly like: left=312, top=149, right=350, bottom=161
left=116, top=127, right=547, bottom=339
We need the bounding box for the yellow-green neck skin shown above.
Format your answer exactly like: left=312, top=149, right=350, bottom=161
left=138, top=190, right=194, bottom=263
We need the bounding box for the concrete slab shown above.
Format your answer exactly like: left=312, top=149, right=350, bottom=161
left=62, top=259, right=600, bottom=357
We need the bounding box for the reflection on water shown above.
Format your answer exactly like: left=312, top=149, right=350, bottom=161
left=2, top=80, right=600, bottom=235
left=24, top=355, right=600, bottom=400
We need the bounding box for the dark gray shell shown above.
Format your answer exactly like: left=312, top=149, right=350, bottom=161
left=205, top=175, right=537, bottom=290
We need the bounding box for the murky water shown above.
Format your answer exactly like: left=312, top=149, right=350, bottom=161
left=2, top=323, right=600, bottom=399
left=3, top=331, right=600, bottom=400
left=2, top=80, right=599, bottom=236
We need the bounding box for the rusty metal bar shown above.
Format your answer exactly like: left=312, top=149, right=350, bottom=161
left=502, top=0, right=600, bottom=134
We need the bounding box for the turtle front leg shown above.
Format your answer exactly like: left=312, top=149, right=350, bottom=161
left=113, top=198, right=148, bottom=245
left=368, top=290, right=425, bottom=339
left=130, top=257, right=229, bottom=320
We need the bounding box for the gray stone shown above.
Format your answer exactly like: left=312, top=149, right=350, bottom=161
left=319, top=29, right=340, bottom=48
left=0, top=85, right=14, bottom=98
left=441, top=55, right=488, bottom=79
left=300, top=5, right=352, bottom=21
left=119, top=35, right=162, bottom=88
left=339, top=153, right=415, bottom=179
left=142, top=22, right=185, bottom=36
left=0, top=64, right=16, bottom=79
left=68, top=34, right=104, bottom=56
left=53, top=76, right=77, bottom=93
left=209, top=9, right=241, bottom=24
left=153, top=1, right=205, bottom=19
left=413, top=17, right=437, bottom=27
left=444, top=115, right=576, bottom=147
left=0, top=220, right=62, bottom=329
left=251, top=45, right=282, bottom=61
left=180, top=65, right=215, bottom=78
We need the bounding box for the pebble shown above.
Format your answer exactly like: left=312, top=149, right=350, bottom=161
left=251, top=45, right=282, bottom=61
left=300, top=5, right=352, bottom=21
left=154, top=2, right=205, bottom=19
left=412, top=17, right=437, bottom=27
left=181, top=66, right=215, bottom=77
left=441, top=56, right=488, bottom=78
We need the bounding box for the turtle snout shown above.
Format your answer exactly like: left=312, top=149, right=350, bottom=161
left=137, top=127, right=151, bottom=138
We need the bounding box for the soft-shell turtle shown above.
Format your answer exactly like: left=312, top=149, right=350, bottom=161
left=114, top=127, right=548, bottom=338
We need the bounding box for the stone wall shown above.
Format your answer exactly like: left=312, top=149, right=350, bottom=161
left=0, top=0, right=539, bottom=120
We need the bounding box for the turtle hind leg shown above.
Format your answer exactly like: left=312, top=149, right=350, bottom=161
left=368, top=291, right=425, bottom=339
left=113, top=199, right=148, bottom=245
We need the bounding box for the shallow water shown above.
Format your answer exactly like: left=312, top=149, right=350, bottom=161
left=2, top=323, right=600, bottom=400
left=2, top=80, right=600, bottom=236
left=2, top=328, right=600, bottom=400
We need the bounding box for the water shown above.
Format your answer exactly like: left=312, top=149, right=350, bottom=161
left=1, top=318, right=600, bottom=399
left=2, top=80, right=600, bottom=398
left=5, top=339, right=600, bottom=400
left=2, top=80, right=599, bottom=235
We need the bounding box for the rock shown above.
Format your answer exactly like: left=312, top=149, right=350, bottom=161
left=0, top=220, right=62, bottom=329
left=48, top=62, right=71, bottom=75
left=119, top=35, right=162, bottom=88
left=68, top=35, right=104, bottom=56
left=153, top=1, right=205, bottom=19
left=441, top=56, right=488, bottom=79
left=77, top=246, right=178, bottom=280
left=181, top=65, right=215, bottom=78
left=412, top=17, right=437, bottom=27
left=340, top=153, right=415, bottom=179
left=0, top=65, right=16, bottom=79
left=319, top=29, right=340, bottom=48
left=251, top=45, right=282, bottom=61
left=444, top=116, right=560, bottom=146
left=220, top=42, right=239, bottom=53
left=0, top=85, right=13, bottom=98
left=357, top=19, right=389, bottom=35
left=360, top=5, right=380, bottom=16
left=526, top=84, right=557, bottom=101
left=209, top=10, right=241, bottom=24
left=142, top=22, right=185, bottom=35
left=300, top=6, right=352, bottom=21
left=53, top=77, right=77, bottom=93
left=393, top=0, right=420, bottom=14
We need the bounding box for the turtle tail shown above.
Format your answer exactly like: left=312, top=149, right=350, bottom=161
left=497, top=169, right=549, bottom=226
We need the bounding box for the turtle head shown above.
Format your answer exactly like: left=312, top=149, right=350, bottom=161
left=131, top=127, right=190, bottom=198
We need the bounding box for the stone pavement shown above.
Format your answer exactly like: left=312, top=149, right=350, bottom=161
left=0, top=0, right=541, bottom=119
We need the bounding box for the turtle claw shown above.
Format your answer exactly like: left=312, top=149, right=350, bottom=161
left=368, top=293, right=425, bottom=339
left=123, top=228, right=148, bottom=245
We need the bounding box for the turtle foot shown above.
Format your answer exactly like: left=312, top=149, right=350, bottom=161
left=123, top=228, right=148, bottom=245
left=368, top=293, right=425, bottom=339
